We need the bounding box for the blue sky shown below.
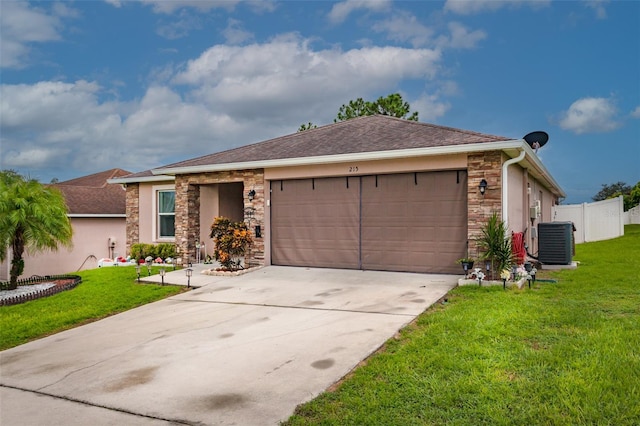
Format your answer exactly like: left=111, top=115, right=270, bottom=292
left=1, top=0, right=638, bottom=204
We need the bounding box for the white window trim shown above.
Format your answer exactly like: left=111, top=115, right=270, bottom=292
left=152, top=184, right=176, bottom=243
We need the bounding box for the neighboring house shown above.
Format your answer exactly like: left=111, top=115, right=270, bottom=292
left=0, top=169, right=130, bottom=280
left=110, top=115, right=565, bottom=274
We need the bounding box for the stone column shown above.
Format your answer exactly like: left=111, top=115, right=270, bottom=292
left=242, top=170, right=265, bottom=267
left=467, top=151, right=503, bottom=258
left=125, top=184, right=140, bottom=256
left=175, top=176, right=200, bottom=266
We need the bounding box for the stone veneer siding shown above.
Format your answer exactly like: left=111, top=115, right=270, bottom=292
left=175, top=169, right=265, bottom=267
left=467, top=151, right=503, bottom=258
left=125, top=183, right=140, bottom=256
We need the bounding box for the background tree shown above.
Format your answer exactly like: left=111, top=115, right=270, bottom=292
left=297, top=122, right=317, bottom=132
left=627, top=182, right=640, bottom=210
left=592, top=181, right=640, bottom=211
left=335, top=93, right=418, bottom=122
left=593, top=181, right=631, bottom=201
left=298, top=93, right=419, bottom=131
left=0, top=171, right=73, bottom=289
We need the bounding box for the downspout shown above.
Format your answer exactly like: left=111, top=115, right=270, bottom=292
left=502, top=148, right=527, bottom=229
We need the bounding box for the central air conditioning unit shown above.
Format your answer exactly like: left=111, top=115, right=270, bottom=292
left=538, top=222, right=574, bottom=265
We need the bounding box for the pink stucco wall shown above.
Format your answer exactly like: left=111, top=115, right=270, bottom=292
left=12, top=217, right=126, bottom=278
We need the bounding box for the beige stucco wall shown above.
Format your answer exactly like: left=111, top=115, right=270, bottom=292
left=199, top=184, right=219, bottom=259
left=16, top=217, right=126, bottom=278
left=265, top=154, right=467, bottom=181
left=505, top=163, right=557, bottom=256
left=137, top=182, right=176, bottom=245
left=507, top=165, right=527, bottom=234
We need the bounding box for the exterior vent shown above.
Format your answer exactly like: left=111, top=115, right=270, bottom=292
left=538, top=222, right=574, bottom=265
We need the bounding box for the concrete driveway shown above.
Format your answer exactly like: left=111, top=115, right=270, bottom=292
left=0, top=266, right=457, bottom=426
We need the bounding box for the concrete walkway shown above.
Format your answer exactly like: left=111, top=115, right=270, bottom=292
left=1, top=266, right=457, bottom=426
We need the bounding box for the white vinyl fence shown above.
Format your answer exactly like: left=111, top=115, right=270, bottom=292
left=552, top=196, right=624, bottom=243
left=624, top=204, right=640, bottom=225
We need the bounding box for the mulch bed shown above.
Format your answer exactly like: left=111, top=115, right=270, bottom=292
left=0, top=277, right=81, bottom=306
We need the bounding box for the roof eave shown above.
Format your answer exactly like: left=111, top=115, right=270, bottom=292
left=148, top=139, right=563, bottom=198
left=107, top=175, right=175, bottom=185
left=515, top=143, right=566, bottom=198
left=67, top=214, right=126, bottom=218
left=152, top=140, right=524, bottom=175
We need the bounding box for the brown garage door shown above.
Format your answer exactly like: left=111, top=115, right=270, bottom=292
left=361, top=171, right=467, bottom=274
left=270, top=171, right=467, bottom=274
left=270, top=177, right=360, bottom=269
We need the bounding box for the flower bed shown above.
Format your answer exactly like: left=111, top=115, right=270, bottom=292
left=0, top=275, right=82, bottom=306
left=202, top=266, right=263, bottom=277
left=458, top=276, right=527, bottom=289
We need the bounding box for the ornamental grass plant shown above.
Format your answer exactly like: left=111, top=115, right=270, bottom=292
left=285, top=225, right=640, bottom=425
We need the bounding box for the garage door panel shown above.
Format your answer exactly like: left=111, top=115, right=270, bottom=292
left=361, top=171, right=467, bottom=274
left=271, top=177, right=360, bottom=269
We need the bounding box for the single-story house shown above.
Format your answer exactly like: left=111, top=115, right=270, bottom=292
left=0, top=169, right=130, bottom=280
left=110, top=115, right=565, bottom=274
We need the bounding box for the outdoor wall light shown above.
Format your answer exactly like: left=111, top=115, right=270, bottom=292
left=248, top=189, right=256, bottom=201
left=479, top=179, right=488, bottom=196
left=185, top=267, right=193, bottom=288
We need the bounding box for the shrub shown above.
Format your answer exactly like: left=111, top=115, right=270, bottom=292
left=477, top=212, right=514, bottom=280
left=130, top=243, right=176, bottom=261
left=209, top=217, right=253, bottom=271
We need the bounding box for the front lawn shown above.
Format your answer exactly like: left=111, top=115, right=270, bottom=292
left=0, top=266, right=183, bottom=350
left=285, top=225, right=640, bottom=425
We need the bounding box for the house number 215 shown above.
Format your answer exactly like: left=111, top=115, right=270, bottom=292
left=348, top=166, right=359, bottom=172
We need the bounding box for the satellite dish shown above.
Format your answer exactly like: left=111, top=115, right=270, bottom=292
left=523, top=131, right=549, bottom=152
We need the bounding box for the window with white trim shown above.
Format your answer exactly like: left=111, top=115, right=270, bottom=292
left=157, top=190, right=175, bottom=238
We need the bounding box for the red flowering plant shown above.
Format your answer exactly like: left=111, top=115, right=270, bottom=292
left=209, top=217, right=253, bottom=271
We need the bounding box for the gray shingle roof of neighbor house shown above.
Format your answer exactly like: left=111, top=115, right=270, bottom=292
left=53, top=168, right=131, bottom=215
left=157, top=114, right=513, bottom=171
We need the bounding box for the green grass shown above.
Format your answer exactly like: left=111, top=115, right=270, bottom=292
left=285, top=225, right=640, bottom=425
left=0, top=266, right=183, bottom=350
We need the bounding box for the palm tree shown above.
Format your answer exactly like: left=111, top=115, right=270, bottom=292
left=0, top=171, right=73, bottom=290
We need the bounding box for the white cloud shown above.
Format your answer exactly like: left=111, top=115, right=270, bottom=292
left=631, top=106, right=640, bottom=119
left=156, top=14, right=203, bottom=39
left=1, top=35, right=447, bottom=177
left=412, top=93, right=451, bottom=122
left=0, top=1, right=74, bottom=68
left=584, top=0, right=609, bottom=19
left=140, top=0, right=239, bottom=14
left=172, top=34, right=442, bottom=125
left=372, top=11, right=434, bottom=47
left=444, top=0, right=550, bottom=15
left=437, top=22, right=487, bottom=49
left=558, top=97, right=621, bottom=134
left=222, top=19, right=254, bottom=45
left=328, top=0, right=391, bottom=24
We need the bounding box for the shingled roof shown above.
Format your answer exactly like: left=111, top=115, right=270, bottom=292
left=53, top=169, right=130, bottom=215
left=158, top=115, right=512, bottom=171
